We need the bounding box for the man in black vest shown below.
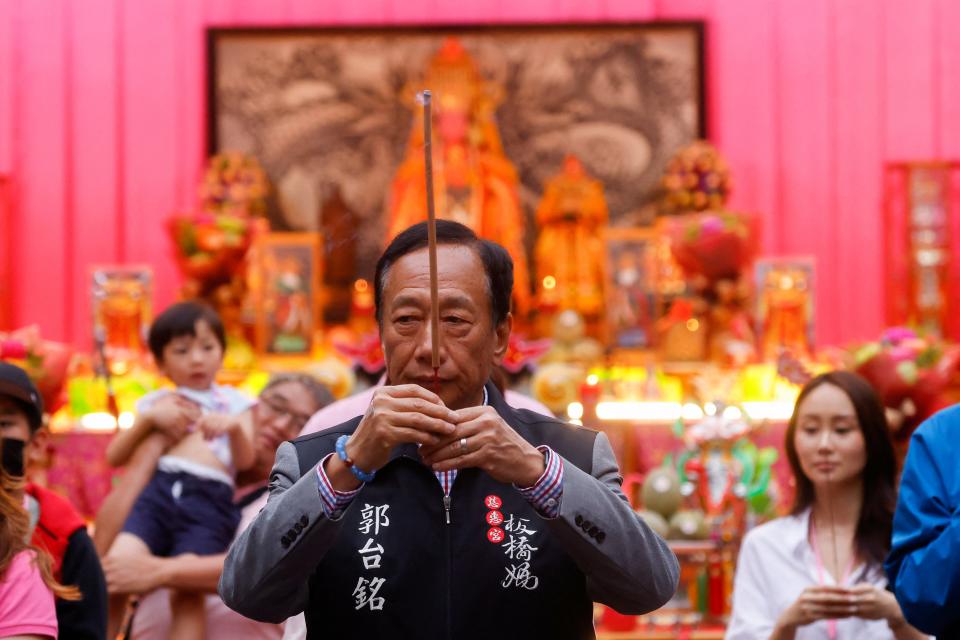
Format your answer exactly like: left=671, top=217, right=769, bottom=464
left=219, top=220, right=679, bottom=639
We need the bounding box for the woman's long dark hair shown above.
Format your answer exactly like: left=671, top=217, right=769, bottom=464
left=0, top=469, right=80, bottom=600
left=785, top=371, right=897, bottom=567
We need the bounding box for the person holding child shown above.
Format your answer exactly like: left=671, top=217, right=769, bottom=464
left=103, top=302, right=256, bottom=640
left=98, top=372, right=333, bottom=639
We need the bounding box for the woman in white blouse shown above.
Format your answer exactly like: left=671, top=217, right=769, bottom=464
left=727, top=371, right=926, bottom=640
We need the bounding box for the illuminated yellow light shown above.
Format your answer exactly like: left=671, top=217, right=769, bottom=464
left=779, top=275, right=794, bottom=289
left=686, top=319, right=700, bottom=331
left=722, top=405, right=743, bottom=421
left=109, top=361, right=131, bottom=377
left=742, top=401, right=795, bottom=421
left=80, top=412, right=117, bottom=431
left=586, top=374, right=600, bottom=386
left=596, top=401, right=682, bottom=422
left=354, top=279, right=369, bottom=292
left=567, top=402, right=584, bottom=421
left=118, top=411, right=135, bottom=430
left=593, top=400, right=795, bottom=423
left=681, top=403, right=704, bottom=420
left=542, top=275, right=557, bottom=290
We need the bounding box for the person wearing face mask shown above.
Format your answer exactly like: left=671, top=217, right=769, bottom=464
left=0, top=436, right=82, bottom=639
left=0, top=361, right=106, bottom=639
left=96, top=373, right=334, bottom=640
left=726, top=371, right=926, bottom=640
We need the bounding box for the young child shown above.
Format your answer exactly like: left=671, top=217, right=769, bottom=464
left=104, top=302, right=255, bottom=640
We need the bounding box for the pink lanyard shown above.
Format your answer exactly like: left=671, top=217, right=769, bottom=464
left=809, top=518, right=856, bottom=640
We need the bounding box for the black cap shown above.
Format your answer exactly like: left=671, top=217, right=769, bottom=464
left=0, top=362, right=44, bottom=431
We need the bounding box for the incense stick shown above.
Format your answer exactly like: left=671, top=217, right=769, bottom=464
left=420, top=90, right=441, bottom=380
left=94, top=326, right=119, bottom=423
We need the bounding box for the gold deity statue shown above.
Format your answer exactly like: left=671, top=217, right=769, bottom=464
left=386, top=37, right=531, bottom=315
left=534, top=155, right=608, bottom=318
left=760, top=265, right=813, bottom=360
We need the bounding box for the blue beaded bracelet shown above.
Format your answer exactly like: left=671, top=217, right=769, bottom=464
left=335, top=435, right=376, bottom=483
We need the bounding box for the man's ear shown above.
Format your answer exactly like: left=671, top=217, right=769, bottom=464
left=492, top=313, right=513, bottom=364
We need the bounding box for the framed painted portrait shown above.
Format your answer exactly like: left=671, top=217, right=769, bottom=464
left=208, top=23, right=705, bottom=280
left=754, top=257, right=816, bottom=360
left=603, top=228, right=659, bottom=351
left=252, top=232, right=323, bottom=357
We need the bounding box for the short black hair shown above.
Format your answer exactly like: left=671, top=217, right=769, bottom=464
left=374, top=220, right=513, bottom=327
left=148, top=301, right=226, bottom=363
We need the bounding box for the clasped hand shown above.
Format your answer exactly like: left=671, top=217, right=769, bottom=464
left=147, top=394, right=240, bottom=443
left=346, top=385, right=545, bottom=487
left=782, top=584, right=903, bottom=628
left=145, top=394, right=201, bottom=445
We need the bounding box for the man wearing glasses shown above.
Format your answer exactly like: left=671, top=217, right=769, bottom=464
left=95, top=373, right=333, bottom=640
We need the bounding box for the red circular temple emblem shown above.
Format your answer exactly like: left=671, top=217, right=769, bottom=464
left=486, top=510, right=504, bottom=526
left=484, top=495, right=502, bottom=510
left=487, top=527, right=505, bottom=543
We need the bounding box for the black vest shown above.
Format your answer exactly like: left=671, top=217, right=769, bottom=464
left=292, top=383, right=599, bottom=640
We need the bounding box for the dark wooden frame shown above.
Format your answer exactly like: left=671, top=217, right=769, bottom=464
left=205, top=21, right=707, bottom=153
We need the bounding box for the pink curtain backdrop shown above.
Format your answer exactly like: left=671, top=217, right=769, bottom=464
left=2, top=0, right=959, bottom=350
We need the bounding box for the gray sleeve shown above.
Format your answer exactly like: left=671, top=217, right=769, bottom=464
left=547, top=431, right=680, bottom=614
left=218, top=441, right=350, bottom=623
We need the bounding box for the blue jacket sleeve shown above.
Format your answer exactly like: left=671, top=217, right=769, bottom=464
left=885, top=412, right=960, bottom=636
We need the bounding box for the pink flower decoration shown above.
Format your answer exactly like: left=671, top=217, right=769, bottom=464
left=881, top=326, right=917, bottom=345
left=700, top=215, right=724, bottom=235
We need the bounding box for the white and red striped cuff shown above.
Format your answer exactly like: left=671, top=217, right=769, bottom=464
left=515, top=446, right=564, bottom=519
left=315, top=452, right=363, bottom=518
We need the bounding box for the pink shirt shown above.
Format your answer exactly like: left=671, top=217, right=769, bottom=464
left=0, top=551, right=58, bottom=639
left=132, top=588, right=282, bottom=640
